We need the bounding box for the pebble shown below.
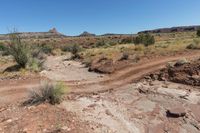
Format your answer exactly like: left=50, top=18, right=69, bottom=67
left=6, top=119, right=13, bottom=123
left=61, top=126, right=71, bottom=131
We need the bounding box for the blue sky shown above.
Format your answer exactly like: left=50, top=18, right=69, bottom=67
left=0, top=0, right=199, bottom=35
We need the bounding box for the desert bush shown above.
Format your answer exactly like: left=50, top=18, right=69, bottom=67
left=25, top=82, right=67, bottom=105
left=6, top=32, right=45, bottom=71
left=108, top=41, right=118, bottom=46
left=52, top=48, right=63, bottom=56
left=95, top=40, right=108, bottom=47
left=30, top=45, right=46, bottom=60
left=186, top=43, right=200, bottom=49
left=134, top=33, right=155, bottom=46
left=120, top=52, right=129, bottom=60
left=197, top=29, right=200, bottom=37
left=61, top=44, right=82, bottom=59
left=27, top=58, right=43, bottom=72
left=0, top=43, right=6, bottom=51
left=186, top=39, right=200, bottom=49
left=7, top=33, right=30, bottom=68
left=134, top=45, right=145, bottom=51
left=0, top=43, right=9, bottom=56
left=121, top=37, right=134, bottom=44
left=40, top=43, right=53, bottom=54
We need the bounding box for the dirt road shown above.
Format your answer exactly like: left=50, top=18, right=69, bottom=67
left=0, top=51, right=200, bottom=105
left=69, top=51, right=200, bottom=93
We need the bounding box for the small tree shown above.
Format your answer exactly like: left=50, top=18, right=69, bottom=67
left=197, top=29, right=200, bottom=37
left=7, top=33, right=30, bottom=68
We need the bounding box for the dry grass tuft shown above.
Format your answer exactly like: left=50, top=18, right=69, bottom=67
left=24, top=81, right=68, bottom=105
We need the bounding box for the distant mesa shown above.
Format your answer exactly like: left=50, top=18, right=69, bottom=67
left=139, top=25, right=200, bottom=34
left=49, top=28, right=59, bottom=34
left=0, top=27, right=65, bottom=40
left=79, top=31, right=96, bottom=37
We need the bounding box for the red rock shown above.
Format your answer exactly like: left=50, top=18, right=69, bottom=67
left=167, top=106, right=186, bottom=118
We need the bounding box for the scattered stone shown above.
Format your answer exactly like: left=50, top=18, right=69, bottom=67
left=23, top=128, right=28, bottom=132
left=138, top=87, right=149, bottom=94
left=174, top=58, right=189, bottom=67
left=149, top=81, right=154, bottom=86
left=87, top=104, right=97, bottom=108
left=167, top=106, right=186, bottom=118
left=105, top=109, right=113, bottom=117
left=0, top=108, right=6, bottom=112
left=6, top=119, right=13, bottom=123
left=61, top=126, right=69, bottom=130
left=144, top=76, right=151, bottom=80
left=161, top=84, right=168, bottom=88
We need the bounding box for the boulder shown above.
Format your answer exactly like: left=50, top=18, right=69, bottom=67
left=89, top=57, right=115, bottom=74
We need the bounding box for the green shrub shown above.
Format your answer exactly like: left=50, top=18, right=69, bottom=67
left=0, top=43, right=9, bottom=56
left=6, top=32, right=44, bottom=71
left=7, top=33, right=30, bottom=68
left=108, top=41, right=118, bottom=46
left=25, top=82, right=67, bottom=105
left=134, top=33, right=155, bottom=46
left=121, top=37, right=134, bottom=44
left=95, top=40, right=107, bottom=47
left=0, top=43, right=6, bottom=51
left=61, top=44, right=82, bottom=57
left=27, top=58, right=43, bottom=72
left=197, top=29, right=200, bottom=37
left=40, top=43, right=53, bottom=54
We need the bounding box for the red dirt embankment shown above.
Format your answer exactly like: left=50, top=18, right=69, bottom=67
left=151, top=58, right=200, bottom=86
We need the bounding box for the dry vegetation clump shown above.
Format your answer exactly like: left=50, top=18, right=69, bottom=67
left=120, top=52, right=129, bottom=60
left=187, top=39, right=200, bottom=49
left=197, top=29, right=200, bottom=37
left=39, top=43, right=53, bottom=54
left=24, top=81, right=68, bottom=105
left=0, top=42, right=6, bottom=51
left=61, top=44, right=82, bottom=59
